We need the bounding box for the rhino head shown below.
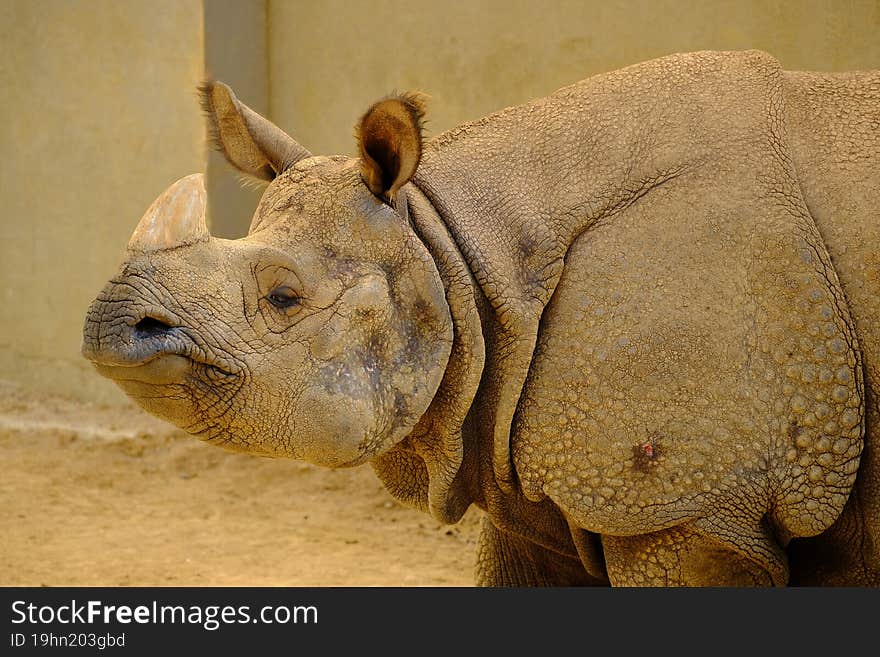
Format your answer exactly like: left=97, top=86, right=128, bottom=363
left=82, top=83, right=453, bottom=468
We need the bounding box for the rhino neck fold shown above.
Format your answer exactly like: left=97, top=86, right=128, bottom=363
left=380, top=182, right=589, bottom=560
left=370, top=183, right=486, bottom=523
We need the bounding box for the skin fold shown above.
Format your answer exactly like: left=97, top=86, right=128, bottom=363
left=82, top=50, right=879, bottom=586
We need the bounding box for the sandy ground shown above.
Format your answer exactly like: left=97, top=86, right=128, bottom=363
left=0, top=382, right=481, bottom=586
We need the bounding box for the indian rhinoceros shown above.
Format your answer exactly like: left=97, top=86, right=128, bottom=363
left=81, top=50, right=879, bottom=586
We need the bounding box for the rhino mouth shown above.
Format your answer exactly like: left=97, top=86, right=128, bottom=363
left=82, top=309, right=241, bottom=385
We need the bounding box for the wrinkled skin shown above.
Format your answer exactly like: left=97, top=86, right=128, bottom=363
left=83, top=50, right=879, bottom=586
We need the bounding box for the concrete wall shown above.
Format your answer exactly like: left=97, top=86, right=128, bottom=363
left=269, top=0, right=880, bottom=156
left=2, top=0, right=879, bottom=403
left=0, top=0, right=205, bottom=403
left=204, top=0, right=267, bottom=239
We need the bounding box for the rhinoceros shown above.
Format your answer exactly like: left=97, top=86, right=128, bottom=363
left=81, top=50, right=879, bottom=586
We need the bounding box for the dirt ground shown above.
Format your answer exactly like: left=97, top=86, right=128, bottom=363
left=0, top=382, right=481, bottom=586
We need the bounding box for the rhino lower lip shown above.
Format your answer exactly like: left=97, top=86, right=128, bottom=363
left=92, top=353, right=195, bottom=384
left=86, top=348, right=167, bottom=368
left=86, top=344, right=238, bottom=382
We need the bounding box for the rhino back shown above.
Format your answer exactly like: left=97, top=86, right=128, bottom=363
left=783, top=70, right=880, bottom=585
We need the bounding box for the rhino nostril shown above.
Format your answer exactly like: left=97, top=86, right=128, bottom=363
left=134, top=315, right=175, bottom=337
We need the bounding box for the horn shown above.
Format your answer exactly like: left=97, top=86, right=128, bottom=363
left=127, top=173, right=209, bottom=252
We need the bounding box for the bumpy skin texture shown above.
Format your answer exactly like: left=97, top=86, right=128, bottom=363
left=781, top=71, right=880, bottom=586
left=82, top=50, right=879, bottom=586
left=414, top=50, right=868, bottom=585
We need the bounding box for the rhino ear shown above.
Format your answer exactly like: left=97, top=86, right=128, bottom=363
left=199, top=80, right=311, bottom=181
left=356, top=92, right=427, bottom=200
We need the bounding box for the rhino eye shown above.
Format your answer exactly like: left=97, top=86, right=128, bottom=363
left=266, top=286, right=300, bottom=310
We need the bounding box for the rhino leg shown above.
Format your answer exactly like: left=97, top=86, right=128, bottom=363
left=603, top=524, right=778, bottom=586
left=475, top=516, right=604, bottom=586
